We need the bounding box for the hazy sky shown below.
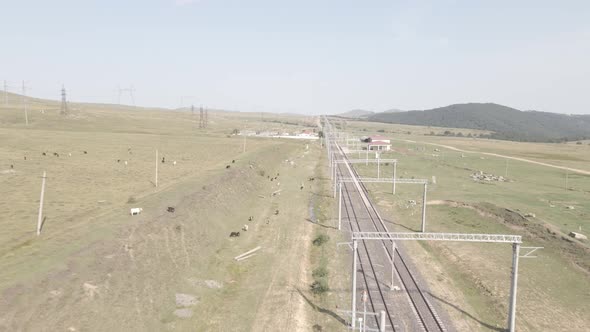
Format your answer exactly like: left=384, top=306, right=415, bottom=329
left=2, top=0, right=589, bottom=114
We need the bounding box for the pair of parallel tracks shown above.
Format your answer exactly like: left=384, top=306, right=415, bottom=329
left=334, top=143, right=447, bottom=332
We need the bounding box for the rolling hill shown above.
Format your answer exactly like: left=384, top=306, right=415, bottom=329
left=368, top=103, right=590, bottom=142
left=337, top=109, right=374, bottom=119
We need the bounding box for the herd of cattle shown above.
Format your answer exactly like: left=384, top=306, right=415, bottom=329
left=9, top=149, right=180, bottom=170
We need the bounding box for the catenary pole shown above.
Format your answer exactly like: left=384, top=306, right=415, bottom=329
left=508, top=243, right=520, bottom=332
left=421, top=183, right=427, bottom=232
left=351, top=240, right=358, bottom=330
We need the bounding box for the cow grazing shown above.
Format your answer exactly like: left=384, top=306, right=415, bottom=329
left=173, top=161, right=177, bottom=166
left=232, top=160, right=235, bottom=163
left=275, top=209, right=279, bottom=215
left=226, top=165, right=231, bottom=169
left=229, top=231, right=240, bottom=237
left=167, top=207, right=175, bottom=213
left=300, top=183, right=304, bottom=190
left=248, top=216, right=253, bottom=221
left=10, top=165, right=14, bottom=169
left=23, top=156, right=26, bottom=160
left=68, top=153, right=72, bottom=157
left=242, top=224, right=249, bottom=231
left=130, top=207, right=143, bottom=215
left=270, top=178, right=274, bottom=182
left=117, top=159, right=121, bottom=163
left=42, top=152, right=46, bottom=156
left=83, top=151, right=88, bottom=154
left=124, top=161, right=128, bottom=166
left=161, top=157, right=165, bottom=163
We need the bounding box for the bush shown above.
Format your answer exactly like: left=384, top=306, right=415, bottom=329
left=258, top=170, right=266, bottom=177
left=312, top=324, right=323, bottom=332
left=127, top=196, right=137, bottom=204
left=310, top=279, right=329, bottom=294
left=313, top=234, right=329, bottom=246
left=312, top=266, right=328, bottom=278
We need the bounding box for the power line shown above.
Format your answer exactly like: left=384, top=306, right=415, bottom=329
left=199, top=106, right=208, bottom=128
left=117, top=86, right=135, bottom=106
left=22, top=81, right=28, bottom=125
left=60, top=85, right=68, bottom=115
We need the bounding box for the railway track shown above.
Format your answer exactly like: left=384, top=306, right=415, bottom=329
left=328, top=121, right=448, bottom=332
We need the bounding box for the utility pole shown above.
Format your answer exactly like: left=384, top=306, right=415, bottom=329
left=199, top=106, right=204, bottom=128
left=155, top=149, right=159, bottom=187
left=36, top=171, right=47, bottom=236
left=22, top=81, right=28, bottom=125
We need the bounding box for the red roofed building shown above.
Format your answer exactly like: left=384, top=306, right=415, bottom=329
left=367, top=135, right=391, bottom=151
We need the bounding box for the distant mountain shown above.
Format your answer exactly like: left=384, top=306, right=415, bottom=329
left=368, top=103, right=590, bottom=142
left=337, top=109, right=374, bottom=119
left=382, top=108, right=405, bottom=113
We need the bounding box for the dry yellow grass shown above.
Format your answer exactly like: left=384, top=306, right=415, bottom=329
left=0, top=95, right=325, bottom=331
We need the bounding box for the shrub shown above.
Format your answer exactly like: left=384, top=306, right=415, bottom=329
left=312, top=266, right=328, bottom=278
left=127, top=196, right=137, bottom=204
left=310, top=279, right=329, bottom=294
left=313, top=234, right=329, bottom=246
left=258, top=170, right=266, bottom=177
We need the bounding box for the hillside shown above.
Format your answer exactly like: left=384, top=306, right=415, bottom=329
left=368, top=103, right=590, bottom=142
left=337, top=109, right=374, bottom=119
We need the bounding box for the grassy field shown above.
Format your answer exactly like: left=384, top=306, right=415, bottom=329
left=0, top=94, right=326, bottom=331
left=344, top=119, right=590, bottom=331
left=3, top=95, right=588, bottom=331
